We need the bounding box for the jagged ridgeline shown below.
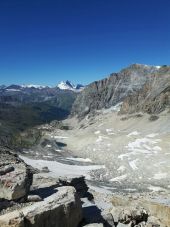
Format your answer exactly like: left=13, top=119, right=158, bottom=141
left=72, top=64, right=170, bottom=118
left=0, top=87, right=77, bottom=148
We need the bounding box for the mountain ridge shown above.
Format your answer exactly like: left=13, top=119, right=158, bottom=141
left=1, top=80, right=84, bottom=92
left=71, top=64, right=170, bottom=118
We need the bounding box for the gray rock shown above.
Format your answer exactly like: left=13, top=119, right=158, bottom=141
left=145, top=216, right=161, bottom=227
left=135, top=222, right=146, bottom=227
left=118, top=206, right=148, bottom=225
left=0, top=166, right=14, bottom=176
left=59, top=175, right=89, bottom=198
left=71, top=64, right=170, bottom=118
left=0, top=186, right=82, bottom=227
left=31, top=173, right=60, bottom=190
left=0, top=147, right=33, bottom=200
left=101, top=211, right=115, bottom=226
left=41, top=166, right=50, bottom=173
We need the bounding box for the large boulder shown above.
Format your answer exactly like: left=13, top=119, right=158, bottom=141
left=118, top=206, right=148, bottom=224
left=0, top=186, right=82, bottom=227
left=59, top=175, right=89, bottom=198
left=0, top=147, right=33, bottom=200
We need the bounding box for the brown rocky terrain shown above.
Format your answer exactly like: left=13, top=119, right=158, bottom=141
left=72, top=64, right=170, bottom=118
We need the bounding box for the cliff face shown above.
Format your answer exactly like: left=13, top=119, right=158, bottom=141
left=71, top=64, right=170, bottom=118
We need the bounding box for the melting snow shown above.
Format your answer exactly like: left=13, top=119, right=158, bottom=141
left=147, top=133, right=159, bottom=138
left=96, top=135, right=109, bottom=143
left=106, top=129, right=113, bottom=133
left=53, top=136, right=68, bottom=139
left=155, top=66, right=161, bottom=69
left=94, top=131, right=101, bottom=135
left=117, top=165, right=126, bottom=172
left=153, top=173, right=167, bottom=180
left=55, top=149, right=63, bottom=152
left=20, top=155, right=105, bottom=180
left=148, top=186, right=165, bottom=192
left=129, top=159, right=138, bottom=170
left=66, top=157, right=92, bottom=163
left=127, top=131, right=140, bottom=137
left=110, top=174, right=127, bottom=182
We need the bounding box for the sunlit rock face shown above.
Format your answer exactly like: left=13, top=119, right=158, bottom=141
left=0, top=147, right=33, bottom=200
left=72, top=64, right=170, bottom=118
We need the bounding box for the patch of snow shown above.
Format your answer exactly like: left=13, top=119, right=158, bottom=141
left=55, top=149, right=63, bottom=152
left=43, top=155, right=52, bottom=158
left=89, top=185, right=113, bottom=195
left=124, top=188, right=137, bottom=192
left=94, top=131, right=101, bottom=135
left=129, top=159, right=138, bottom=170
left=6, top=89, right=21, bottom=92
left=96, top=135, right=109, bottom=143
left=147, top=133, right=159, bottom=138
left=111, top=102, right=123, bottom=112
left=153, top=172, right=167, bottom=180
left=127, top=131, right=140, bottom=137
left=20, top=155, right=105, bottom=180
left=106, top=129, right=113, bottom=133
left=46, top=144, right=52, bottom=148
left=21, top=84, right=47, bottom=89
left=66, top=157, right=92, bottom=163
left=53, top=136, right=68, bottom=139
left=108, top=132, right=115, bottom=135
left=110, top=174, right=127, bottom=182
left=148, top=186, right=165, bottom=192
left=124, top=137, right=162, bottom=157
left=155, top=66, right=161, bottom=69
left=153, top=146, right=162, bottom=151
left=117, top=165, right=126, bottom=172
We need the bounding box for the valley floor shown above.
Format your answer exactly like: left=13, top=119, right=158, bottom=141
left=17, top=108, right=170, bottom=226
left=20, top=108, right=170, bottom=212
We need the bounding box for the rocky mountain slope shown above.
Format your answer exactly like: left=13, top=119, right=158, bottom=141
left=72, top=64, right=170, bottom=118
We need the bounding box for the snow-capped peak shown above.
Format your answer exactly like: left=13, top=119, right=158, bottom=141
left=57, top=80, right=84, bottom=92
left=21, top=84, right=47, bottom=89
left=57, top=81, right=74, bottom=90
left=155, top=66, right=161, bottom=69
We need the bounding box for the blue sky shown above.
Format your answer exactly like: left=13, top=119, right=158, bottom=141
left=0, top=0, right=170, bottom=86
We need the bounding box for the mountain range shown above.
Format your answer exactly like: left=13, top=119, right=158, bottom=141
left=0, top=80, right=84, bottom=93
left=0, top=64, right=170, bottom=148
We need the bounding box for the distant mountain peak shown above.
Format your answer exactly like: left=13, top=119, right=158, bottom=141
left=57, top=80, right=84, bottom=92
left=21, top=84, right=47, bottom=89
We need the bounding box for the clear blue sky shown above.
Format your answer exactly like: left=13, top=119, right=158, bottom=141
left=0, top=0, right=170, bottom=86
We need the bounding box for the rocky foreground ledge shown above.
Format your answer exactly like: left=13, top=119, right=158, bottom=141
left=0, top=148, right=169, bottom=227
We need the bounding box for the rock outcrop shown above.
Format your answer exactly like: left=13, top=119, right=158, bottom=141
left=59, top=175, right=89, bottom=198
left=0, top=186, right=82, bottom=227
left=0, top=147, right=33, bottom=200
left=71, top=64, right=170, bottom=118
